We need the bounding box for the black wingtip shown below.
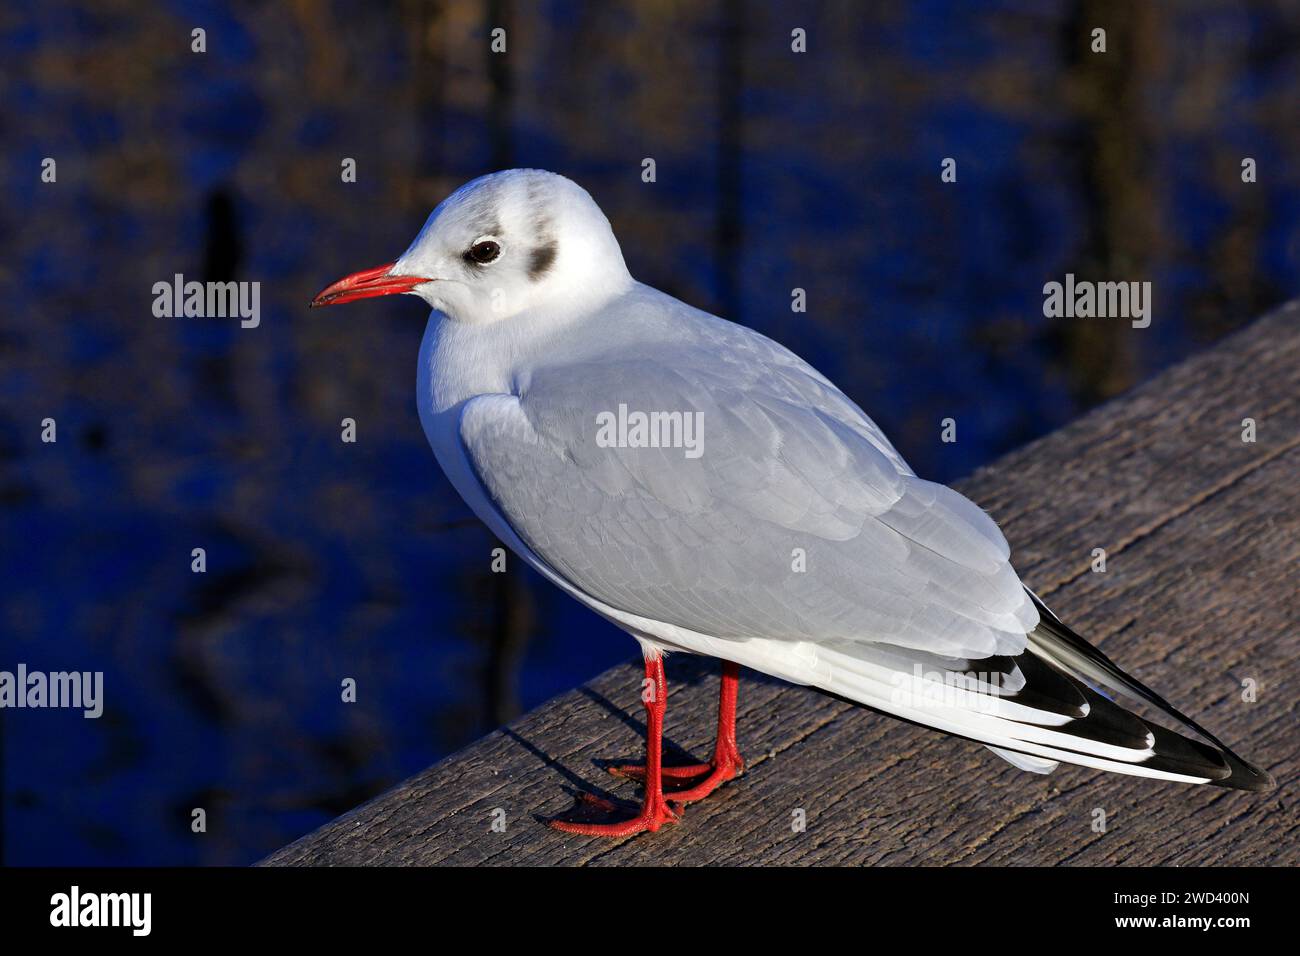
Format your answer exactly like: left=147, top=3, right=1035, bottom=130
left=1027, top=591, right=1276, bottom=794
left=1210, top=750, right=1276, bottom=793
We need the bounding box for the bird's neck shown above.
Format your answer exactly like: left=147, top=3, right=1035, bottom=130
left=419, top=314, right=513, bottom=418
left=418, top=279, right=635, bottom=416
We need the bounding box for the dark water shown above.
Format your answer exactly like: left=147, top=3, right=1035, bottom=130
left=2, top=1, right=1298, bottom=864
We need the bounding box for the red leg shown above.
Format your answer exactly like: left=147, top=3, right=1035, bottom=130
left=548, top=655, right=679, bottom=837
left=610, top=659, right=743, bottom=804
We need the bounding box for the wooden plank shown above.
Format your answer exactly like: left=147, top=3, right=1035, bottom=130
left=263, top=302, right=1300, bottom=866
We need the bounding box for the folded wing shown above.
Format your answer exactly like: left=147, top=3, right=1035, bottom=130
left=458, top=343, right=1037, bottom=661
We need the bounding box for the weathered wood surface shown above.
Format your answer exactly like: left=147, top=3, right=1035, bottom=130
left=264, top=303, right=1300, bottom=866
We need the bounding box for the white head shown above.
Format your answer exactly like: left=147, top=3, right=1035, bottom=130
left=311, top=169, right=632, bottom=324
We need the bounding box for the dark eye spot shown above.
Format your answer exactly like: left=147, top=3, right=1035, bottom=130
left=466, top=239, right=501, bottom=265
left=528, top=241, right=558, bottom=280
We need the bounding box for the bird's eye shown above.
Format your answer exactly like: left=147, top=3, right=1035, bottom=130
left=467, top=238, right=501, bottom=265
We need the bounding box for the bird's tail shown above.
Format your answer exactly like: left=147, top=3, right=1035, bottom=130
left=801, top=593, right=1274, bottom=791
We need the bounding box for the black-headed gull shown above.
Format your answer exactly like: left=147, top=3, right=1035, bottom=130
left=311, top=169, right=1273, bottom=837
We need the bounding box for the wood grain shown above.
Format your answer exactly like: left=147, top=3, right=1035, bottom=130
left=263, top=302, right=1300, bottom=866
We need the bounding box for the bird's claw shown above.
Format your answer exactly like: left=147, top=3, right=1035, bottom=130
left=547, top=790, right=680, bottom=837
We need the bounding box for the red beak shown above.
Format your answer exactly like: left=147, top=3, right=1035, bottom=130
left=309, top=262, right=433, bottom=308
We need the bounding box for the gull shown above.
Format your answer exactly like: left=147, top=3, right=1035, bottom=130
left=311, top=169, right=1274, bottom=837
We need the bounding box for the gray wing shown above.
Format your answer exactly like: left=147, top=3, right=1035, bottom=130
left=458, top=334, right=1038, bottom=660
